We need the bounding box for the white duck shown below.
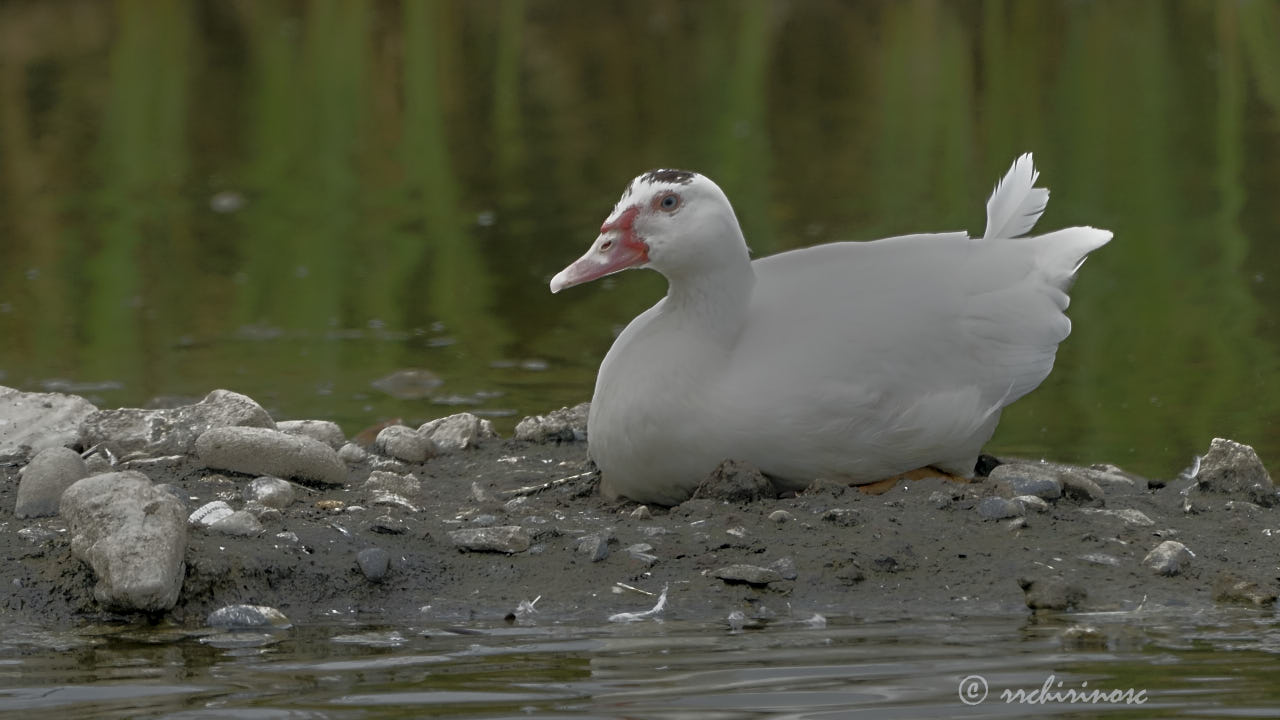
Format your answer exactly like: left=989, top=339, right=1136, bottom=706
left=551, top=155, right=1111, bottom=506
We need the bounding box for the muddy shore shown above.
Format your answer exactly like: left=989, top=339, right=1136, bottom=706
left=2, top=388, right=1278, bottom=632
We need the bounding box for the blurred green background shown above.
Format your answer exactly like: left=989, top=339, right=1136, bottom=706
left=1, top=0, right=1277, bottom=479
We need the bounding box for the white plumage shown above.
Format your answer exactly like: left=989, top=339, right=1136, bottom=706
left=550, top=156, right=1111, bottom=506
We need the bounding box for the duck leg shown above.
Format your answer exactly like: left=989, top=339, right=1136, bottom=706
left=855, top=466, right=971, bottom=495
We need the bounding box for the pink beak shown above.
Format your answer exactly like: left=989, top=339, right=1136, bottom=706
left=550, top=207, right=649, bottom=293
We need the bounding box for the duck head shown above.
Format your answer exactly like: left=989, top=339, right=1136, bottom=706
left=550, top=169, right=747, bottom=293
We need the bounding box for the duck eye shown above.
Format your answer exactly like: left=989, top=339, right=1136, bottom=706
left=659, top=193, right=680, bottom=211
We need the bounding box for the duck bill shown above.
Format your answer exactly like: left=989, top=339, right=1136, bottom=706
left=549, top=234, right=649, bottom=293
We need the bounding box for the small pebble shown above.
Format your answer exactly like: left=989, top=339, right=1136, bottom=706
left=363, top=470, right=421, bottom=497
left=368, top=514, right=406, bottom=535
left=356, top=547, right=391, bottom=582
left=990, top=464, right=1063, bottom=500
left=712, top=564, right=783, bottom=586
left=206, top=604, right=291, bottom=629
left=1079, top=508, right=1154, bottom=526
left=820, top=508, right=862, bottom=526
left=768, top=509, right=794, bottom=523
left=448, top=526, right=530, bottom=554
left=576, top=534, right=610, bottom=562
left=338, top=442, right=368, bottom=464
left=1060, top=475, right=1105, bottom=503
left=1014, top=495, right=1049, bottom=513
left=375, top=425, right=436, bottom=463
left=370, top=492, right=418, bottom=513
left=1143, top=540, right=1193, bottom=576
left=977, top=497, right=1022, bottom=520
left=246, top=476, right=295, bottom=509
left=209, top=510, right=264, bottom=537
left=630, top=505, right=652, bottom=520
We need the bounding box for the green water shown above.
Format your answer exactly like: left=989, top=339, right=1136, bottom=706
left=2, top=1, right=1279, bottom=479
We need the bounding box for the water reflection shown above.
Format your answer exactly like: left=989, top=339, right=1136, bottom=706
left=0, top=1, right=1278, bottom=478
left=3, top=613, right=1280, bottom=718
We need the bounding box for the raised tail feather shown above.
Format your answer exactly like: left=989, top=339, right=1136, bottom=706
left=984, top=153, right=1050, bottom=240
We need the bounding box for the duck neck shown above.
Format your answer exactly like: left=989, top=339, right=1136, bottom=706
left=660, top=251, right=756, bottom=345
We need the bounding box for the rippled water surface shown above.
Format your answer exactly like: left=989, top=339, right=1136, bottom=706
left=4, top=612, right=1280, bottom=718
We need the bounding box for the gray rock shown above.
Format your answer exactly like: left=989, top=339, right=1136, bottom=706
left=1060, top=474, right=1105, bottom=504
left=206, top=604, right=291, bottom=629
left=625, top=542, right=657, bottom=562
left=1194, top=438, right=1276, bottom=506
left=712, top=564, right=783, bottom=586
left=374, top=425, right=435, bottom=463
left=81, top=389, right=274, bottom=457
left=768, top=509, right=794, bottom=523
left=1018, top=575, right=1087, bottom=611
left=15, top=446, right=88, bottom=518
left=337, top=442, right=368, bottom=464
left=209, top=510, right=264, bottom=537
left=370, top=491, right=418, bottom=512
left=276, top=419, right=346, bottom=449
left=514, top=403, right=589, bottom=443
left=368, top=514, right=406, bottom=534
left=196, top=426, right=346, bottom=486
left=246, top=476, right=296, bottom=509
left=243, top=502, right=282, bottom=524
left=631, top=505, right=653, bottom=520
left=417, top=412, right=497, bottom=451
left=59, top=471, right=188, bottom=612
left=448, top=525, right=531, bottom=553
left=1079, top=508, right=1155, bottom=526
left=0, top=386, right=98, bottom=460
left=362, top=470, right=421, bottom=497
left=691, top=459, right=776, bottom=503
left=356, top=547, right=391, bottom=582
left=990, top=464, right=1063, bottom=500
left=1086, top=463, right=1141, bottom=487
left=576, top=533, right=610, bottom=562
left=820, top=508, right=863, bottom=526
left=1014, top=495, right=1050, bottom=513
left=977, top=497, right=1023, bottom=520
left=1143, top=540, right=1193, bottom=576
